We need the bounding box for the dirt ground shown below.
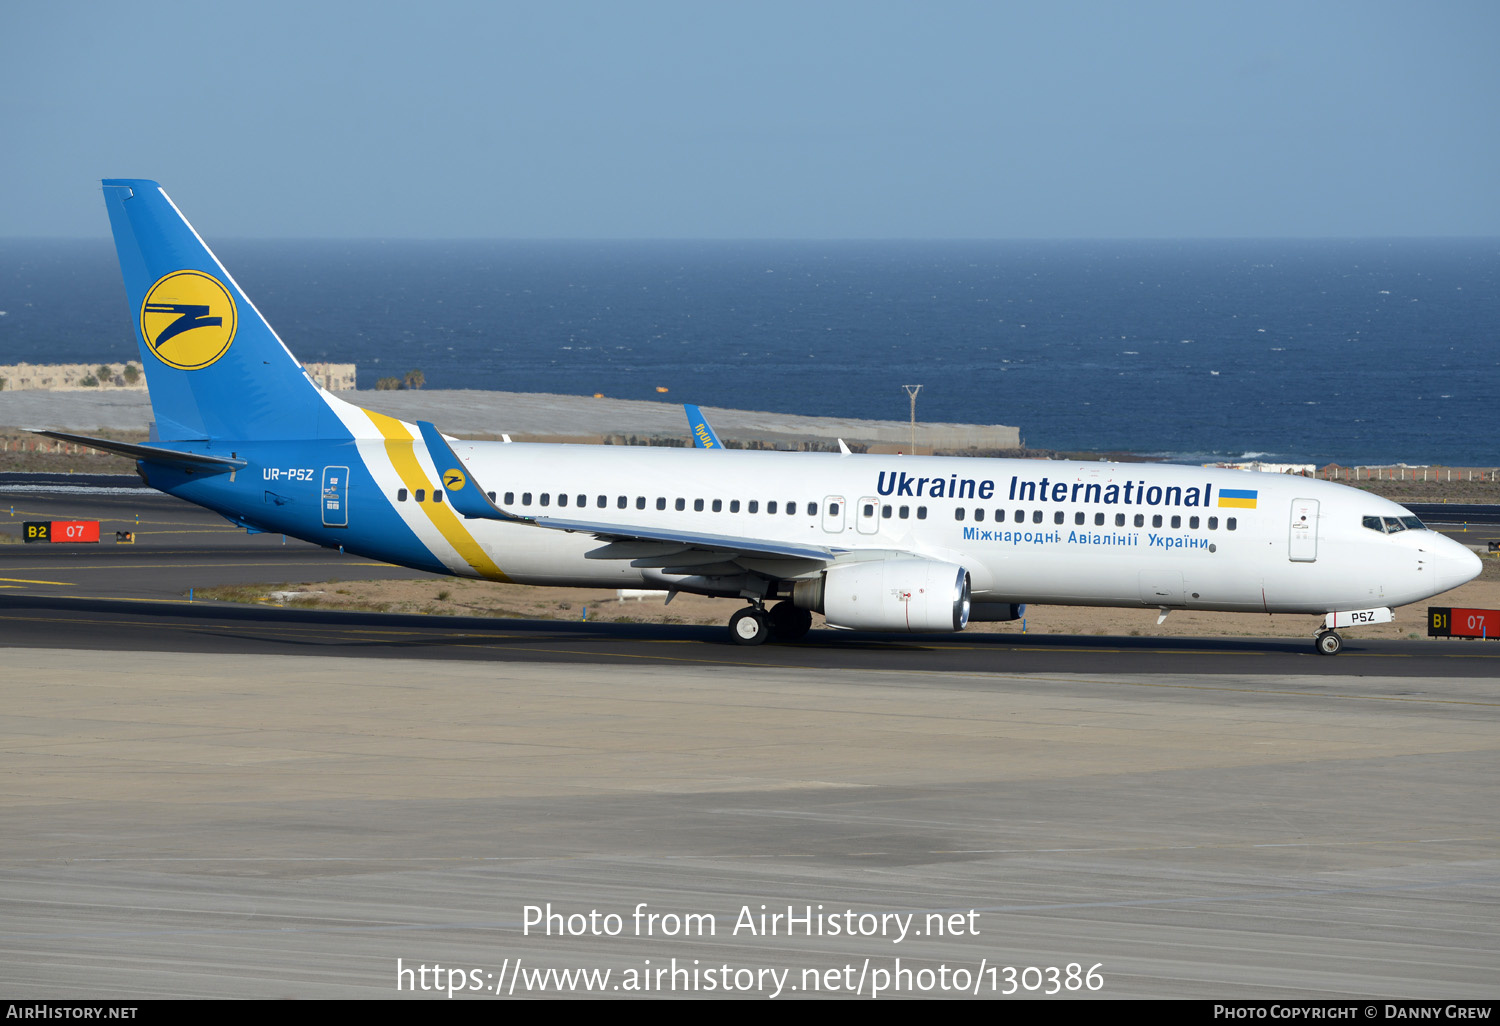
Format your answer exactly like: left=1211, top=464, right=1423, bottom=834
left=201, top=551, right=1500, bottom=644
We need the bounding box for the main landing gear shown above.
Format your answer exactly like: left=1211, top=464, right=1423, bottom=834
left=1314, top=629, right=1343, bottom=656
left=727, top=601, right=813, bottom=645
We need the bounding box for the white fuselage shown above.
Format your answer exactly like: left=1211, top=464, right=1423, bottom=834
left=362, top=439, right=1480, bottom=616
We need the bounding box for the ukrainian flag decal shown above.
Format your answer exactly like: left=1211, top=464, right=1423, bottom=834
left=1218, top=488, right=1258, bottom=509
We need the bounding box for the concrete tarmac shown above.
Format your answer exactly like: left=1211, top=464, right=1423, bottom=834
left=3, top=651, right=1497, bottom=999
left=2, top=486, right=1498, bottom=999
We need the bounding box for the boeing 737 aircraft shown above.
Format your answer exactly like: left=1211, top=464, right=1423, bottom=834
left=43, top=180, right=1482, bottom=653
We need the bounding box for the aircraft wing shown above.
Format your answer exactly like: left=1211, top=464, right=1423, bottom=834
left=529, top=515, right=838, bottom=562
left=417, top=419, right=840, bottom=570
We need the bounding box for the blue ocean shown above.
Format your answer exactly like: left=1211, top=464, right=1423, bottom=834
left=2, top=237, right=1496, bottom=466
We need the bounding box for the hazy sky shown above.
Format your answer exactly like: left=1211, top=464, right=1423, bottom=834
left=3, top=0, right=1497, bottom=238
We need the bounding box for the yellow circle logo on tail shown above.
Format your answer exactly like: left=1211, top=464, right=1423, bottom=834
left=140, top=270, right=237, bottom=370
left=443, top=468, right=467, bottom=492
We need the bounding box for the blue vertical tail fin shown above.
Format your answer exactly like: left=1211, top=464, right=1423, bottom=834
left=685, top=404, right=724, bottom=449
left=102, top=179, right=344, bottom=442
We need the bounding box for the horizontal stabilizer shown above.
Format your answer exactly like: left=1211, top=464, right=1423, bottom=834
left=30, top=430, right=246, bottom=472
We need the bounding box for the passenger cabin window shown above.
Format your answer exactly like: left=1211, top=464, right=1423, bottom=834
left=787, top=501, right=797, bottom=515
left=675, top=498, right=685, bottom=511
left=955, top=507, right=966, bottom=521
left=767, top=501, right=778, bottom=514
left=1053, top=511, right=1064, bottom=525
left=1227, top=518, right=1237, bottom=531
left=636, top=497, right=646, bottom=509
left=540, top=493, right=550, bottom=506
left=863, top=503, right=874, bottom=517
left=1133, top=514, right=1144, bottom=527
left=748, top=500, right=759, bottom=514
left=828, top=502, right=839, bottom=515
left=808, top=502, right=818, bottom=516
left=504, top=491, right=514, bottom=504
left=899, top=506, right=910, bottom=519
left=1094, top=512, right=1104, bottom=526
left=712, top=499, right=722, bottom=512
left=1115, top=513, right=1125, bottom=527
left=974, top=508, right=984, bottom=522
left=597, top=495, right=607, bottom=508
left=433, top=490, right=443, bottom=504
left=522, top=492, right=532, bottom=506
left=558, top=493, right=568, bottom=507
left=1151, top=514, right=1162, bottom=528
left=656, top=497, right=666, bottom=510
left=731, top=500, right=741, bottom=513
left=397, top=488, right=408, bottom=501
left=1075, top=512, right=1085, bottom=525
left=1032, top=510, right=1043, bottom=524
left=917, top=506, right=927, bottom=519
left=693, top=499, right=704, bottom=511
left=996, top=510, right=1006, bottom=523
left=415, top=489, right=426, bottom=502
left=1208, top=516, right=1219, bottom=529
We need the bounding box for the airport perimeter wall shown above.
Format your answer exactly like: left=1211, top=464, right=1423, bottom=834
left=0, top=388, right=1020, bottom=453
left=0, top=362, right=355, bottom=392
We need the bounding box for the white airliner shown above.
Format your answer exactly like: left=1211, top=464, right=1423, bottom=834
left=42, top=180, right=1483, bottom=654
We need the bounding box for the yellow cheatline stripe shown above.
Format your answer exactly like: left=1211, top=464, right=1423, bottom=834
left=363, top=409, right=509, bottom=582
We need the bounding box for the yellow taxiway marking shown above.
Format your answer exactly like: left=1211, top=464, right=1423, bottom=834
left=0, top=577, right=75, bottom=586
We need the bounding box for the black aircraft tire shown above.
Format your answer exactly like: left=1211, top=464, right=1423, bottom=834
left=729, top=607, right=770, bottom=646
left=1315, top=630, right=1343, bottom=656
left=767, top=602, right=813, bottom=641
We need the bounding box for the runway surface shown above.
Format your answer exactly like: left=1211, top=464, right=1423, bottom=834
left=2, top=483, right=1498, bottom=999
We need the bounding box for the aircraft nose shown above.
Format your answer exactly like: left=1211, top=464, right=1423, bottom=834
left=1434, top=536, right=1483, bottom=592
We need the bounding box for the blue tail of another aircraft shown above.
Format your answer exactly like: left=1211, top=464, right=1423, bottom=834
left=101, top=179, right=347, bottom=442
left=684, top=404, right=724, bottom=449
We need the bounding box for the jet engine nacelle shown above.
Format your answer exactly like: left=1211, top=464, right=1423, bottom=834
left=793, top=559, right=971, bottom=633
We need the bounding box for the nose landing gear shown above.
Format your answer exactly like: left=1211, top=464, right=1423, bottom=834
left=1314, top=629, right=1343, bottom=656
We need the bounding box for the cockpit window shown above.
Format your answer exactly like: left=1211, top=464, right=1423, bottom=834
left=1365, top=514, right=1428, bottom=534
